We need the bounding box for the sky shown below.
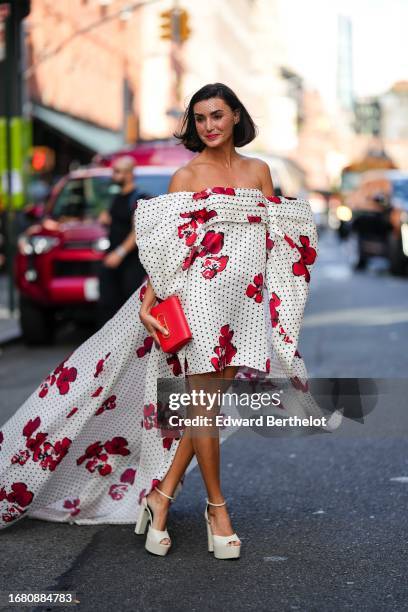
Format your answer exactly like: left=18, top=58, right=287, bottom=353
left=278, top=0, right=408, bottom=106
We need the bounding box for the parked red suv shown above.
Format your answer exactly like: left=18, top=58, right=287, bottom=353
left=15, top=165, right=178, bottom=344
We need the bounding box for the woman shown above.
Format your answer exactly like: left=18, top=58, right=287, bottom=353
left=0, top=83, right=321, bottom=560
left=135, top=83, right=276, bottom=559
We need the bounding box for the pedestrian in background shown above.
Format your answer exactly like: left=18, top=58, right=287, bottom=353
left=97, top=156, right=150, bottom=328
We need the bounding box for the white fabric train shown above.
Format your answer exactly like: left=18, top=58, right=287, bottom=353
left=0, top=187, right=326, bottom=529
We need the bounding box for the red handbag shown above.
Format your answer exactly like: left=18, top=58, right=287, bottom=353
left=150, top=295, right=192, bottom=353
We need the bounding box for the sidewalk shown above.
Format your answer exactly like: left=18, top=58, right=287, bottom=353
left=0, top=274, right=21, bottom=346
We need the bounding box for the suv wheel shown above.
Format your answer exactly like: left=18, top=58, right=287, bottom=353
left=388, top=232, right=406, bottom=276
left=19, top=296, right=56, bottom=345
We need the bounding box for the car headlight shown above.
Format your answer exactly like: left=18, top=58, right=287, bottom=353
left=336, top=205, right=353, bottom=222
left=93, top=237, right=110, bottom=251
left=17, top=235, right=60, bottom=255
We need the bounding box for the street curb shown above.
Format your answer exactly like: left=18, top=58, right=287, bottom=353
left=0, top=329, right=22, bottom=348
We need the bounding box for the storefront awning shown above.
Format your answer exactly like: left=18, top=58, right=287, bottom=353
left=31, top=103, right=124, bottom=154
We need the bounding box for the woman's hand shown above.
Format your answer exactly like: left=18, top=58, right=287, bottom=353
left=139, top=279, right=169, bottom=348
left=139, top=309, right=169, bottom=348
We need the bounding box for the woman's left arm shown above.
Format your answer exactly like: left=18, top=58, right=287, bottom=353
left=258, top=160, right=275, bottom=198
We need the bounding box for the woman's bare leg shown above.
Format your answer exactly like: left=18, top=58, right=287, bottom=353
left=145, top=365, right=239, bottom=544
left=186, top=365, right=240, bottom=544
left=144, top=420, right=195, bottom=543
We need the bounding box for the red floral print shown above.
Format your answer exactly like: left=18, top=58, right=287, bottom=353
left=257, top=201, right=266, bottom=208
left=11, top=416, right=72, bottom=471
left=201, top=255, right=229, bottom=279
left=151, top=478, right=161, bottom=491
left=180, top=207, right=218, bottom=224
left=108, top=468, right=136, bottom=501
left=108, top=484, right=129, bottom=500
left=192, top=188, right=212, bottom=200
left=66, top=407, right=78, bottom=418
left=178, top=221, right=198, bottom=247
left=0, top=430, right=3, bottom=451
left=265, top=358, right=271, bottom=373
left=56, top=366, right=77, bottom=395
left=38, top=358, right=69, bottom=398
left=63, top=498, right=81, bottom=516
left=192, top=186, right=236, bottom=200
left=136, top=335, right=154, bottom=358
left=266, top=196, right=281, bottom=204
left=91, top=386, right=103, bottom=397
left=182, top=230, right=225, bottom=271
left=178, top=208, right=218, bottom=246
left=143, top=403, right=158, bottom=430
left=269, top=292, right=281, bottom=327
left=182, top=245, right=200, bottom=270
left=0, top=482, right=34, bottom=523
left=246, top=273, right=264, bottom=303
left=283, top=233, right=317, bottom=283
left=162, top=431, right=181, bottom=451
left=211, top=324, right=237, bottom=371
left=76, top=436, right=130, bottom=477
left=94, top=352, right=111, bottom=378
left=95, top=395, right=117, bottom=416
left=292, top=235, right=317, bottom=283
left=278, top=325, right=293, bottom=344
left=211, top=186, right=236, bottom=195
left=200, top=230, right=224, bottom=254
left=266, top=231, right=274, bottom=251
left=120, top=468, right=136, bottom=484
left=166, top=354, right=182, bottom=376
left=247, top=215, right=262, bottom=223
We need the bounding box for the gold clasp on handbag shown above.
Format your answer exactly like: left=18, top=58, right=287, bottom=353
left=156, top=313, right=170, bottom=337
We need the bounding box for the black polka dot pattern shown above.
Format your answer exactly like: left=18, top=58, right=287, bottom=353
left=0, top=187, right=321, bottom=531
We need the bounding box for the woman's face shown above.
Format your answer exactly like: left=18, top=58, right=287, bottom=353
left=193, top=97, right=240, bottom=148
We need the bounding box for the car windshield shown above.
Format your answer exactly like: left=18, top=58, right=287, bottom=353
left=341, top=172, right=362, bottom=193
left=393, top=179, right=408, bottom=206
left=51, top=173, right=171, bottom=219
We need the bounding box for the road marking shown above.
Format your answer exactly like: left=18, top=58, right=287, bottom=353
left=304, top=306, right=408, bottom=327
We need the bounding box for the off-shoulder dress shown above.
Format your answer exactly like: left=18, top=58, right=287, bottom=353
left=0, top=187, right=320, bottom=530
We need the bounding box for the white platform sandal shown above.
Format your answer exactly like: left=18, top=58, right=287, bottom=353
left=134, top=487, right=174, bottom=556
left=204, top=499, right=241, bottom=560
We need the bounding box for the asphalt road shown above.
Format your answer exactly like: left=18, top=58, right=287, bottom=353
left=0, top=229, right=407, bottom=612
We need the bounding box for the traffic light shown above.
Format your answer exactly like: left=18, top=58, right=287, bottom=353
left=31, top=146, right=55, bottom=173
left=178, top=9, right=191, bottom=43
left=160, top=9, right=173, bottom=40
left=159, top=8, right=191, bottom=43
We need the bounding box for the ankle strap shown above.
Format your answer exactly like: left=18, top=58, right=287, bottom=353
left=206, top=498, right=226, bottom=507
left=155, top=486, right=175, bottom=501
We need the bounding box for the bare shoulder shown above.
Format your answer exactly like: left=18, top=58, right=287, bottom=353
left=167, top=164, right=195, bottom=193
left=245, top=156, right=270, bottom=174
left=241, top=155, right=274, bottom=195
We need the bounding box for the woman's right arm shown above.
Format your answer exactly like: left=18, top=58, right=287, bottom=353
left=139, top=167, right=193, bottom=346
left=139, top=278, right=168, bottom=348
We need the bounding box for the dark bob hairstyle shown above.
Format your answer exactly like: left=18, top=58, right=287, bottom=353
left=174, top=83, right=258, bottom=152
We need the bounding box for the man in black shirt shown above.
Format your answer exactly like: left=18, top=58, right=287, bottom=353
left=97, top=156, right=150, bottom=328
